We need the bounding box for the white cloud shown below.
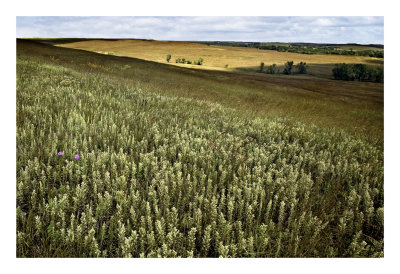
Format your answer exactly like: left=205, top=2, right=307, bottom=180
left=16, top=16, right=384, bottom=44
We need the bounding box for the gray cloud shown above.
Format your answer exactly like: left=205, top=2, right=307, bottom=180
left=16, top=16, right=384, bottom=44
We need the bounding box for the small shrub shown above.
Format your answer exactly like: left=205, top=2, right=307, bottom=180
left=166, top=54, right=172, bottom=63
left=196, top=57, right=204, bottom=66
left=175, top=58, right=197, bottom=65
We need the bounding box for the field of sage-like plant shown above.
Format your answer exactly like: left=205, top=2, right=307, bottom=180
left=16, top=40, right=383, bottom=257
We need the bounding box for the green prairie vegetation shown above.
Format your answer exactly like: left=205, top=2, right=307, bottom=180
left=17, top=39, right=383, bottom=257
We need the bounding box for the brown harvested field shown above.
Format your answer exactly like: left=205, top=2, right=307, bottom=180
left=57, top=39, right=383, bottom=77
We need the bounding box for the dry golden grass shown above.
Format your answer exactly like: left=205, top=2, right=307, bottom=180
left=57, top=39, right=383, bottom=77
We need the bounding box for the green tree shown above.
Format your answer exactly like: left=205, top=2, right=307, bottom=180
left=353, top=64, right=368, bottom=81
left=266, top=64, right=279, bottom=74
left=166, top=54, right=172, bottom=63
left=283, top=61, right=294, bottom=75
left=332, top=63, right=354, bottom=81
left=296, top=62, right=307, bottom=74
left=259, top=62, right=264, bottom=72
left=370, top=67, right=384, bottom=83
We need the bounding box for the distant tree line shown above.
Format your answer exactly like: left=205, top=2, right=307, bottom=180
left=198, top=41, right=384, bottom=58
left=259, top=61, right=307, bottom=75
left=332, top=63, right=383, bottom=83
left=258, top=45, right=384, bottom=58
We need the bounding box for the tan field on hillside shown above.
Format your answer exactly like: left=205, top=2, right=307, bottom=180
left=57, top=39, right=383, bottom=77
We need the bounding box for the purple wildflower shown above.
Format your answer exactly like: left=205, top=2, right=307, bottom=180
left=58, top=152, right=63, bottom=156
left=74, top=154, right=80, bottom=160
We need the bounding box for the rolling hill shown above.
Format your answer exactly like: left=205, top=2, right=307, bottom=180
left=16, top=39, right=383, bottom=257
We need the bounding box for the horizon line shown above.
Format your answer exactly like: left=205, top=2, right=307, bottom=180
left=17, top=37, right=384, bottom=46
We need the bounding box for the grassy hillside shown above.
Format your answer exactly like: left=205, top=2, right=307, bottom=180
left=55, top=39, right=383, bottom=78
left=28, top=39, right=383, bottom=139
left=17, top=39, right=383, bottom=257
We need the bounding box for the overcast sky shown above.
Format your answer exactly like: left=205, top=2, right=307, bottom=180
left=16, top=16, right=384, bottom=44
